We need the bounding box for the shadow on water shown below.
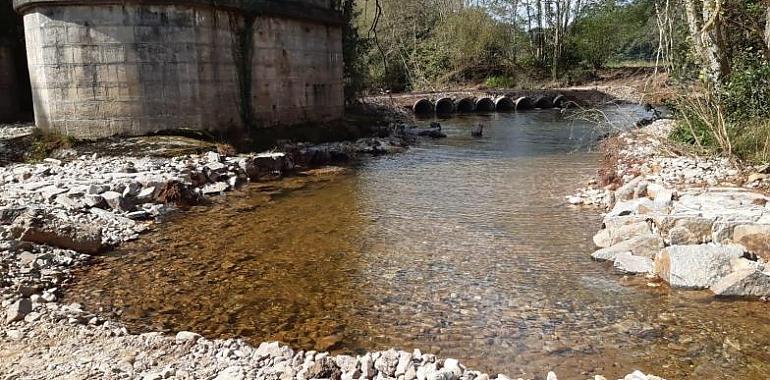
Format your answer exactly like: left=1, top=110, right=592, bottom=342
left=66, top=106, right=770, bottom=380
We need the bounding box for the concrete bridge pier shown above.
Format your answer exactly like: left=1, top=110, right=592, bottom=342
left=13, top=0, right=345, bottom=139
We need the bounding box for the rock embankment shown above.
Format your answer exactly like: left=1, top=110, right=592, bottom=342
left=569, top=119, right=770, bottom=298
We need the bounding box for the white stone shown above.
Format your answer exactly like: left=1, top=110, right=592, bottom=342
left=613, top=252, right=654, bottom=274
left=655, top=245, right=745, bottom=289
left=710, top=267, right=770, bottom=297
left=175, top=331, right=202, bottom=344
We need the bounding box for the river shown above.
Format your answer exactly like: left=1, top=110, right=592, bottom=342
left=67, top=107, right=770, bottom=380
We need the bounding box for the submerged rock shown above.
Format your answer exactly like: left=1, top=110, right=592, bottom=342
left=711, top=267, right=770, bottom=297
left=613, top=252, right=654, bottom=274
left=592, top=234, right=664, bottom=261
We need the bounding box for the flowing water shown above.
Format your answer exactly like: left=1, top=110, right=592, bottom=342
left=68, top=108, right=770, bottom=380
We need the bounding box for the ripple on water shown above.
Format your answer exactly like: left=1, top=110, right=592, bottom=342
left=67, top=108, right=770, bottom=380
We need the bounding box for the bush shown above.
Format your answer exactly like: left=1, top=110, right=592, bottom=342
left=484, top=76, right=515, bottom=88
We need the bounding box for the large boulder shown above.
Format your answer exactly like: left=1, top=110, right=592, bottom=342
left=592, top=234, right=665, bottom=261
left=732, top=224, right=770, bottom=262
left=593, top=221, right=652, bottom=248
left=243, top=153, right=291, bottom=180
left=654, top=245, right=745, bottom=289
left=655, top=216, right=715, bottom=245
left=5, top=298, right=32, bottom=323
left=711, top=267, right=770, bottom=297
left=12, top=209, right=103, bottom=254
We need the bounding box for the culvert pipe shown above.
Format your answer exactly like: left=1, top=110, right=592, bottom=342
left=475, top=97, right=496, bottom=112
left=456, top=97, right=476, bottom=113
left=515, top=97, right=534, bottom=111
left=534, top=96, right=555, bottom=109
left=553, top=95, right=569, bottom=108
left=435, top=98, right=455, bottom=115
left=494, top=96, right=515, bottom=112
left=413, top=98, right=435, bottom=115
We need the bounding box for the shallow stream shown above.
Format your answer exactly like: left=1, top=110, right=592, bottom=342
left=68, top=108, right=770, bottom=380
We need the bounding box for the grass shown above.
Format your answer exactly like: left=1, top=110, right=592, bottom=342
left=28, top=130, right=75, bottom=162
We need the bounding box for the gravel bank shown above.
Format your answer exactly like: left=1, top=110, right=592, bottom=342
left=569, top=119, right=770, bottom=298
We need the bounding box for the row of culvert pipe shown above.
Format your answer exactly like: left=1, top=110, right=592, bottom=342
left=412, top=95, right=569, bottom=115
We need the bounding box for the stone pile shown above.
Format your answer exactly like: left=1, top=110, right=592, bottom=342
left=570, top=119, right=770, bottom=298
left=0, top=136, right=408, bottom=322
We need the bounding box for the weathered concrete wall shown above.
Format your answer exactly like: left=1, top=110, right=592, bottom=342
left=16, top=0, right=344, bottom=139
left=251, top=16, right=344, bottom=127
left=23, top=5, right=243, bottom=138
left=0, top=43, right=20, bottom=122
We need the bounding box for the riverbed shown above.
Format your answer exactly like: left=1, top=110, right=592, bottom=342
left=66, top=108, right=770, bottom=380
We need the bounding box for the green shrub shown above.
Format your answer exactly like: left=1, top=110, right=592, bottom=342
left=484, top=76, right=515, bottom=88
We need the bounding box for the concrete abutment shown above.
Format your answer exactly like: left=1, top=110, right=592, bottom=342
left=13, top=0, right=344, bottom=139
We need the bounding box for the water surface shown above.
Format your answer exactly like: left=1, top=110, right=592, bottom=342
left=69, top=109, right=770, bottom=380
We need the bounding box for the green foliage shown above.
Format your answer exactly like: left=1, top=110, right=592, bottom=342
left=352, top=0, right=660, bottom=92
left=342, top=0, right=370, bottom=101
left=28, top=131, right=75, bottom=162
left=484, top=75, right=515, bottom=88
left=569, top=1, right=656, bottom=69
left=722, top=50, right=770, bottom=121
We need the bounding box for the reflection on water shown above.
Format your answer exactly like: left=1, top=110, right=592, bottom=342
left=68, top=108, right=770, bottom=380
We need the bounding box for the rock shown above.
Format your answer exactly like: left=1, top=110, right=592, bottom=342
left=395, top=351, right=413, bottom=376
left=375, top=349, right=400, bottom=377
left=137, top=186, right=156, bottom=202
left=39, top=185, right=68, bottom=202
left=213, top=366, right=244, bottom=380
left=655, top=245, right=745, bottom=289
left=244, top=153, right=287, bottom=180
left=732, top=224, right=770, bottom=261
left=443, top=358, right=463, bottom=377
left=102, top=191, right=133, bottom=211
left=175, top=331, right=202, bottom=344
left=205, top=151, right=222, bottom=163
left=0, top=206, right=26, bottom=225
left=657, top=216, right=714, bottom=245
left=624, top=371, right=650, bottom=380
left=334, top=355, right=359, bottom=376
left=54, top=194, right=85, bottom=210
left=613, top=252, right=654, bottom=274
left=615, top=176, right=643, bottom=201
left=201, top=182, right=229, bottom=195
left=746, top=173, right=768, bottom=184
left=6, top=298, right=32, bottom=322
left=593, top=229, right=611, bottom=248
left=83, top=194, right=106, bottom=208
left=711, top=267, right=770, bottom=297
left=305, top=356, right=342, bottom=380
left=15, top=209, right=103, bottom=254
left=122, top=182, right=141, bottom=197
left=567, top=196, right=584, bottom=205
left=607, top=221, right=652, bottom=246
left=546, top=372, right=558, bottom=380
left=592, top=234, right=664, bottom=261
left=606, top=198, right=658, bottom=218
left=360, top=353, right=375, bottom=379
left=87, top=184, right=108, bottom=195
left=654, top=188, right=675, bottom=208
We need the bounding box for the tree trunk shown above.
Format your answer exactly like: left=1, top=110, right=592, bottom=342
left=683, top=0, right=725, bottom=86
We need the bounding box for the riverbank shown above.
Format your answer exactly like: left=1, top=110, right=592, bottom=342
left=569, top=119, right=770, bottom=297
left=0, top=120, right=672, bottom=379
